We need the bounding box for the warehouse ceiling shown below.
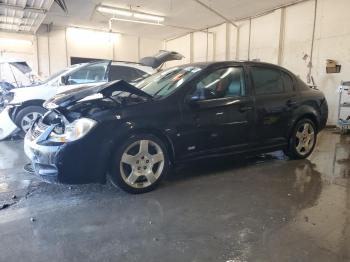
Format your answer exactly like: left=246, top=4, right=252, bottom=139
left=0, top=0, right=54, bottom=33
left=5, top=0, right=304, bottom=38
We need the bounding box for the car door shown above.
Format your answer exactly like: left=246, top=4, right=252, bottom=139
left=177, top=66, right=255, bottom=159
left=57, top=61, right=110, bottom=94
left=249, top=66, right=298, bottom=145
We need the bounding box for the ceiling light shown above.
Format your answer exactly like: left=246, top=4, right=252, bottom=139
left=110, top=18, right=164, bottom=26
left=0, top=38, right=32, bottom=46
left=97, top=6, right=132, bottom=17
left=133, top=13, right=164, bottom=22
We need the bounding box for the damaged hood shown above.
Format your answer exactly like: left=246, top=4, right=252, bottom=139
left=44, top=80, right=152, bottom=109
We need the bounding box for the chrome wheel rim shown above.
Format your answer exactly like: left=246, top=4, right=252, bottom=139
left=21, top=112, right=42, bottom=132
left=120, top=139, right=165, bottom=189
left=295, top=123, right=315, bottom=156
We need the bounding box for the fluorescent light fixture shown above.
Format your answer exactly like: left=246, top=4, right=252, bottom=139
left=133, top=13, right=164, bottom=22
left=97, top=6, right=132, bottom=17
left=111, top=18, right=164, bottom=26
left=97, top=5, right=165, bottom=24
left=0, top=37, right=32, bottom=46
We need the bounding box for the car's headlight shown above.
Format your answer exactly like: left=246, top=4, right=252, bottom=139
left=48, top=118, right=97, bottom=143
left=2, top=92, right=14, bottom=106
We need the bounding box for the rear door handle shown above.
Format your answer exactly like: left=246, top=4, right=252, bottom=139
left=239, top=106, right=253, bottom=112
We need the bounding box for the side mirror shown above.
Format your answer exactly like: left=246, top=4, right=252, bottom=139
left=60, top=76, right=67, bottom=86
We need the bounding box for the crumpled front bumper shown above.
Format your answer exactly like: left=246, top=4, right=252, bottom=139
left=24, top=131, right=61, bottom=183
left=0, top=106, right=19, bottom=140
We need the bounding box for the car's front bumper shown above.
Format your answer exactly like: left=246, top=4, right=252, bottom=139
left=24, top=133, right=61, bottom=183
left=24, top=122, right=112, bottom=185
left=0, top=106, right=19, bottom=140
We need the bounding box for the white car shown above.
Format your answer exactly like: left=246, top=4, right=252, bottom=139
left=0, top=50, right=183, bottom=140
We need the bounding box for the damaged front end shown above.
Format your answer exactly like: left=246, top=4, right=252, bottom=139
left=24, top=108, right=102, bottom=184
left=24, top=80, right=150, bottom=184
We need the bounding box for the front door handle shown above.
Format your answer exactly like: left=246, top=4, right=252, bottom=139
left=286, top=99, right=297, bottom=107
left=239, top=106, right=253, bottom=112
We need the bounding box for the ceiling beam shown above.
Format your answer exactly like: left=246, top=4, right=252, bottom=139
left=193, top=0, right=237, bottom=28
left=0, top=3, right=47, bottom=14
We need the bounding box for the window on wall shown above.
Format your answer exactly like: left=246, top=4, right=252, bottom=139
left=109, top=65, right=150, bottom=83
left=251, top=67, right=284, bottom=95
left=70, top=57, right=105, bottom=65
left=191, top=67, right=245, bottom=100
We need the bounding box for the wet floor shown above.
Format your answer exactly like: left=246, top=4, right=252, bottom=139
left=0, top=129, right=349, bottom=262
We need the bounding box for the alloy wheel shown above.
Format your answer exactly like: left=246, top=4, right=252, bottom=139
left=295, top=122, right=315, bottom=156
left=120, top=139, right=165, bottom=189
left=21, top=112, right=42, bottom=132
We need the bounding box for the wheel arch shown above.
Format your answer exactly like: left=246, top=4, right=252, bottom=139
left=125, top=128, right=176, bottom=165
left=10, top=99, right=46, bottom=121
left=287, top=106, right=320, bottom=138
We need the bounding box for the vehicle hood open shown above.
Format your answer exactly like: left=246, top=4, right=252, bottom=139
left=44, top=80, right=152, bottom=109
left=139, top=50, right=184, bottom=69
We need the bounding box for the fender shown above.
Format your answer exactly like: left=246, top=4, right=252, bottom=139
left=111, top=120, right=176, bottom=165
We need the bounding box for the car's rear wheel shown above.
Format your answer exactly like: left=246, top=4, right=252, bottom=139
left=14, top=106, right=46, bottom=133
left=285, top=119, right=317, bottom=159
left=109, top=134, right=169, bottom=194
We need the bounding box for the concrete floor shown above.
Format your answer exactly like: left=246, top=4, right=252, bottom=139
left=0, top=129, right=349, bottom=262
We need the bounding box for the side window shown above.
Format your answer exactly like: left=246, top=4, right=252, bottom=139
left=67, top=62, right=108, bottom=85
left=281, top=71, right=294, bottom=93
left=251, top=67, right=283, bottom=95
left=109, top=65, right=150, bottom=83
left=191, top=67, right=245, bottom=101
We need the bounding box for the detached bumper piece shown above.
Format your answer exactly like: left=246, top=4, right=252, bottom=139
left=0, top=107, right=19, bottom=140
left=24, top=132, right=61, bottom=183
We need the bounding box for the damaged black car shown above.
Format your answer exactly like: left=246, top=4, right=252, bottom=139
left=24, top=61, right=328, bottom=193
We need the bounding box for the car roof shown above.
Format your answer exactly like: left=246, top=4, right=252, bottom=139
left=175, top=61, right=294, bottom=75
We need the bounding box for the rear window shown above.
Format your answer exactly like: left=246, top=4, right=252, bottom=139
left=251, top=67, right=283, bottom=95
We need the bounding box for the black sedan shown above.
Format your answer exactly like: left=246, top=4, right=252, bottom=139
left=24, top=61, right=328, bottom=193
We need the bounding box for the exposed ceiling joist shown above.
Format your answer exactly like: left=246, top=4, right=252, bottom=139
left=193, top=0, right=238, bottom=28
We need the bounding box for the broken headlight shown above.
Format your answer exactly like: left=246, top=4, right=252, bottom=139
left=2, top=91, right=14, bottom=107
left=48, top=118, right=97, bottom=143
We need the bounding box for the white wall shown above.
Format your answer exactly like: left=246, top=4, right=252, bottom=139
left=0, top=27, right=164, bottom=80
left=250, top=9, right=281, bottom=64
left=165, top=34, right=191, bottom=67
left=164, top=0, right=350, bottom=125
left=193, top=31, right=214, bottom=62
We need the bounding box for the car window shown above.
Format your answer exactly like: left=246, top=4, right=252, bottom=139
left=109, top=65, right=150, bottom=83
left=191, top=67, right=245, bottom=101
left=135, top=66, right=202, bottom=99
left=251, top=67, right=283, bottom=95
left=281, top=71, right=294, bottom=92
left=66, top=62, right=108, bottom=85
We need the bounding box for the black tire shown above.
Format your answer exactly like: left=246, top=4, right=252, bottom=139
left=109, top=134, right=169, bottom=194
left=14, top=106, right=46, bottom=133
left=285, top=118, right=317, bottom=159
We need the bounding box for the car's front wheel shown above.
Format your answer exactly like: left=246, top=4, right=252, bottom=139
left=14, top=106, right=46, bottom=133
left=285, top=119, right=317, bottom=159
left=109, top=134, right=169, bottom=194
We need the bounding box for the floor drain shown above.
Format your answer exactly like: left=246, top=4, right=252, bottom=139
left=24, top=163, right=34, bottom=173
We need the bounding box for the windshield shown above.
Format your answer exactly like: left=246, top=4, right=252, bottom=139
left=135, top=66, right=202, bottom=99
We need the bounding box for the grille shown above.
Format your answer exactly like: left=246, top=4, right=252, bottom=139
left=31, top=129, right=42, bottom=139
left=31, top=119, right=49, bottom=139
